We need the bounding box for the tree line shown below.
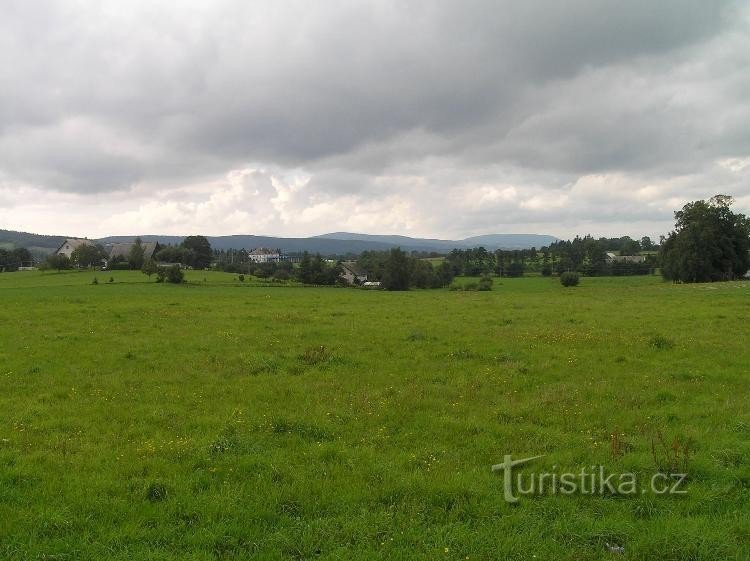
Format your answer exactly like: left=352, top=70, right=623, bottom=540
left=0, top=247, right=33, bottom=271
left=4, top=195, right=748, bottom=285
left=443, top=238, right=657, bottom=278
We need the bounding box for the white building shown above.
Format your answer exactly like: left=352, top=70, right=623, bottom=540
left=606, top=252, right=645, bottom=264
left=248, top=247, right=282, bottom=263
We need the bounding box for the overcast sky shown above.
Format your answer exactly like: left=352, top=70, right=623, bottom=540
left=1, top=1, right=749, bottom=240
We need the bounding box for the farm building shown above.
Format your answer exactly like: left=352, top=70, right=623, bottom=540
left=606, top=252, right=646, bottom=264
left=53, top=238, right=94, bottom=258
left=107, top=241, right=160, bottom=262
left=340, top=262, right=368, bottom=285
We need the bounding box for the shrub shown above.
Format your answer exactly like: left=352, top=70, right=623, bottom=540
left=238, top=274, right=245, bottom=282
left=141, top=259, right=158, bottom=278
left=157, top=265, right=184, bottom=284
left=478, top=274, right=494, bottom=291
left=560, top=272, right=580, bottom=286
left=541, top=264, right=552, bottom=277
left=108, top=277, right=114, bottom=283
left=91, top=277, right=98, bottom=285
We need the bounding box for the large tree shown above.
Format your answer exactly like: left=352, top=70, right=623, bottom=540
left=382, top=247, right=411, bottom=291
left=71, top=243, right=107, bottom=268
left=181, top=236, right=212, bottom=269
left=661, top=195, right=750, bottom=282
left=128, top=237, right=146, bottom=269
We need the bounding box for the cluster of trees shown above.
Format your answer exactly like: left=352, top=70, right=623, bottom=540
left=438, top=236, right=659, bottom=278
left=358, top=248, right=455, bottom=290
left=217, top=251, right=341, bottom=284
left=214, top=248, right=287, bottom=276
left=445, top=247, right=538, bottom=277
left=297, top=253, right=341, bottom=285
left=661, top=195, right=750, bottom=282
left=0, top=247, right=33, bottom=271
left=155, top=236, right=212, bottom=269
left=542, top=237, right=655, bottom=276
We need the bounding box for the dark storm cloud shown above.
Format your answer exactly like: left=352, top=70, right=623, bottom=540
left=0, top=0, right=748, bottom=238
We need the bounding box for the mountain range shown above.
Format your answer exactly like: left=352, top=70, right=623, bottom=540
left=1, top=229, right=558, bottom=256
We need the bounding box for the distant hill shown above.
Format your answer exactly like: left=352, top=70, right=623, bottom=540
left=460, top=233, right=559, bottom=249
left=315, top=232, right=559, bottom=251
left=0, top=229, right=67, bottom=254
left=101, top=232, right=559, bottom=253
left=1, top=229, right=559, bottom=257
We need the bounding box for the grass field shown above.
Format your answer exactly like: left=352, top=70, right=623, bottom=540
left=1, top=270, right=749, bottom=560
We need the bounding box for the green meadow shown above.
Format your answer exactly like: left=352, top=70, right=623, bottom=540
left=1, top=270, right=748, bottom=560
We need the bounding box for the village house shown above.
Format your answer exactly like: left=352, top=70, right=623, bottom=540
left=53, top=238, right=94, bottom=258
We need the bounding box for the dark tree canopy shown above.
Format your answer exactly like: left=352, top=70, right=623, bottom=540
left=128, top=237, right=146, bottom=270
left=0, top=247, right=33, bottom=271
left=382, top=248, right=411, bottom=291
left=46, top=253, right=72, bottom=271
left=181, top=236, right=212, bottom=269
left=661, top=195, right=750, bottom=283
left=297, top=252, right=341, bottom=285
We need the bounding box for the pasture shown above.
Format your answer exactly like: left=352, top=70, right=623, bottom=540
left=0, top=270, right=748, bottom=560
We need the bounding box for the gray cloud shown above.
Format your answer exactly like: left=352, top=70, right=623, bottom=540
left=0, top=0, right=748, bottom=238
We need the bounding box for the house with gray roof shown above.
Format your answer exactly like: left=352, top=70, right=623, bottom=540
left=107, top=241, right=160, bottom=262
left=53, top=238, right=94, bottom=258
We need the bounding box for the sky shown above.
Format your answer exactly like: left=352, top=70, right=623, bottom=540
left=1, top=0, right=749, bottom=241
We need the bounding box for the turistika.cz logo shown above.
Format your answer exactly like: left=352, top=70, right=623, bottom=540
left=492, top=454, right=687, bottom=504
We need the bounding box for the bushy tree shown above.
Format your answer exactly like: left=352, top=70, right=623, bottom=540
left=128, top=237, right=146, bottom=269
left=141, top=258, right=158, bottom=278
left=410, top=259, right=435, bottom=288
left=435, top=261, right=456, bottom=287
left=560, top=271, right=580, bottom=286
left=0, top=247, right=33, bottom=271
left=46, top=253, right=72, bottom=271
left=295, top=252, right=340, bottom=285
left=156, top=264, right=184, bottom=283
left=505, top=261, right=524, bottom=277
left=661, top=195, right=750, bottom=282
left=71, top=244, right=106, bottom=268
left=181, top=236, right=212, bottom=269
left=382, top=248, right=411, bottom=291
